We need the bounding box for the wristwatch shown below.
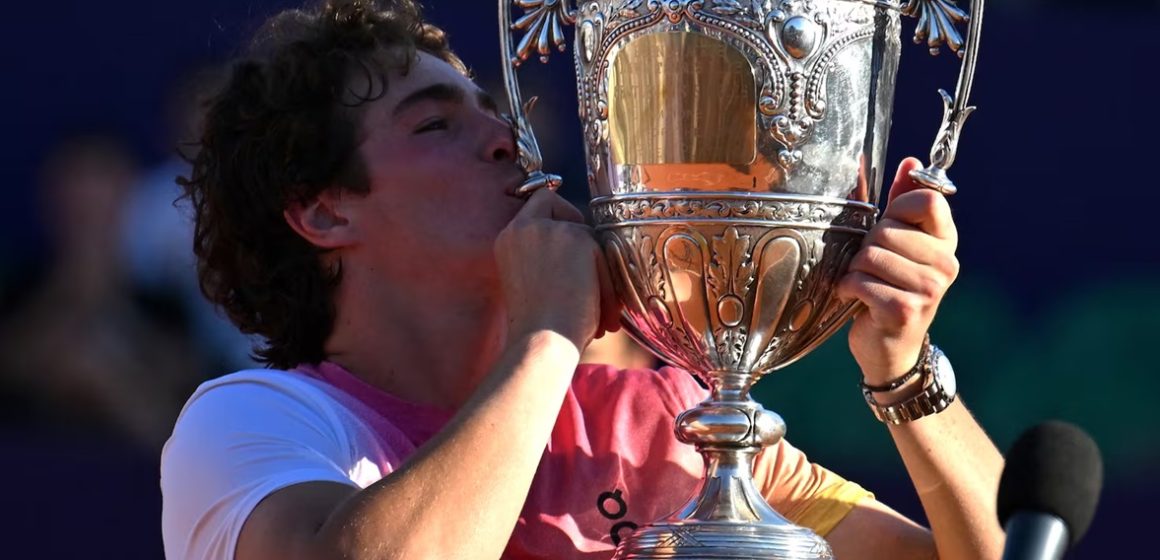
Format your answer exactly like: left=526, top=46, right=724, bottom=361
left=862, top=338, right=957, bottom=425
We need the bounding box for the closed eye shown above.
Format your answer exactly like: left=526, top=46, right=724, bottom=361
left=414, top=117, right=448, bottom=134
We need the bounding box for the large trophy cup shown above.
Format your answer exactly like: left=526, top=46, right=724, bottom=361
left=498, top=0, right=983, bottom=558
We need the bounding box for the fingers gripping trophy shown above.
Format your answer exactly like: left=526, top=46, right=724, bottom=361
left=497, top=0, right=984, bottom=558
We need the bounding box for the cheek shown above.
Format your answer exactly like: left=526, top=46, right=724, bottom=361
left=360, top=147, right=514, bottom=247
left=369, top=184, right=504, bottom=253
left=403, top=169, right=513, bottom=229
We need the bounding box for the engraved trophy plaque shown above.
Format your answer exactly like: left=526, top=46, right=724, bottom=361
left=497, top=0, right=983, bottom=557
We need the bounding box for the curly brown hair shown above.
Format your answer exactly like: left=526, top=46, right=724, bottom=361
left=180, top=0, right=466, bottom=369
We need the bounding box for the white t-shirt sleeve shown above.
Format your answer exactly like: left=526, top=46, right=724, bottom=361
left=160, top=371, right=381, bottom=560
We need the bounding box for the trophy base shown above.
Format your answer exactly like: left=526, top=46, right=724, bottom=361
left=612, top=519, right=833, bottom=560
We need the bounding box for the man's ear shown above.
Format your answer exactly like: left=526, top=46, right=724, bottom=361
left=283, top=189, right=357, bottom=249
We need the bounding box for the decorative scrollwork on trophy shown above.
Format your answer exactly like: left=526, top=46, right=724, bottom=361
left=591, top=196, right=875, bottom=231
left=510, top=0, right=576, bottom=64
left=902, top=0, right=971, bottom=56
left=708, top=227, right=756, bottom=370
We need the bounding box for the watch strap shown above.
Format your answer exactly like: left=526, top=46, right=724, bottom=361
left=863, top=341, right=956, bottom=425
left=867, top=378, right=957, bottom=425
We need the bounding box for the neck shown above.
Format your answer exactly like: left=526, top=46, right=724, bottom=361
left=324, top=263, right=507, bottom=410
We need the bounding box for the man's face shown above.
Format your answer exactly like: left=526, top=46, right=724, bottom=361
left=348, top=50, right=526, bottom=288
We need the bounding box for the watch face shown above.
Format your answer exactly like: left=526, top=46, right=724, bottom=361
left=933, top=350, right=956, bottom=398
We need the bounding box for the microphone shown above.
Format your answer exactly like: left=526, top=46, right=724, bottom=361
left=997, top=421, right=1103, bottom=560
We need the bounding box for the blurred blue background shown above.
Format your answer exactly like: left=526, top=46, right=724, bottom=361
left=1, top=0, right=1157, bottom=557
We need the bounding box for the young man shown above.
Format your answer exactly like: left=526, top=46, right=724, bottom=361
left=161, top=1, right=1004, bottom=558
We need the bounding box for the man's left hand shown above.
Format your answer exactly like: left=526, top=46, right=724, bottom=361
left=837, top=157, right=960, bottom=386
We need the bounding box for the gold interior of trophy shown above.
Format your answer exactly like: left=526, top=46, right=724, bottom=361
left=608, top=32, right=757, bottom=167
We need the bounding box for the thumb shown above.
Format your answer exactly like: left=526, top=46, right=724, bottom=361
left=886, top=157, right=927, bottom=206
left=514, top=187, right=585, bottom=224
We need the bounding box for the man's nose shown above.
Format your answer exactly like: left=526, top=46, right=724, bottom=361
left=481, top=113, right=517, bottom=163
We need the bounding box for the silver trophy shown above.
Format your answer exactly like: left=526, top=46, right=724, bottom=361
left=498, top=0, right=983, bottom=558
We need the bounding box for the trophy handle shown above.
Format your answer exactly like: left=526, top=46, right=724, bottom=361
left=903, top=0, right=986, bottom=196
left=498, top=0, right=577, bottom=196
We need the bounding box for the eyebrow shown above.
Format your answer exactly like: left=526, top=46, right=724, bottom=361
left=392, top=82, right=501, bottom=118
left=477, top=89, right=501, bottom=116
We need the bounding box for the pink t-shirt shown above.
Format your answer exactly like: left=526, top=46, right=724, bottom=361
left=160, top=362, right=869, bottom=559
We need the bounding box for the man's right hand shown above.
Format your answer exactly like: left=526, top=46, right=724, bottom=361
left=494, top=188, right=622, bottom=350
left=236, top=192, right=615, bottom=560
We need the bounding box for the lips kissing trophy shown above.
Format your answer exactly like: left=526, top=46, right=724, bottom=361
left=497, top=0, right=983, bottom=557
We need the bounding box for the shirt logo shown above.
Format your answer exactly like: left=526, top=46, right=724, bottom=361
left=597, top=488, right=639, bottom=545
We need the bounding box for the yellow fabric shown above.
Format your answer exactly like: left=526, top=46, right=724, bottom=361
left=786, top=479, right=874, bottom=537
left=752, top=439, right=875, bottom=537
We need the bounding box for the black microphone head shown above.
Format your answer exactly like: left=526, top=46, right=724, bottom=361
left=997, top=421, right=1103, bottom=547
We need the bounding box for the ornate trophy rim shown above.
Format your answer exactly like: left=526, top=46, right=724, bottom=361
left=591, top=193, right=879, bottom=235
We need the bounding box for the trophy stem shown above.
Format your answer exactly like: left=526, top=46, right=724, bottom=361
left=708, top=371, right=756, bottom=402
left=611, top=372, right=834, bottom=559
